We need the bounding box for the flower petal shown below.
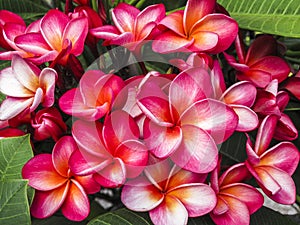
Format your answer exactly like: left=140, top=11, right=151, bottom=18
left=63, top=17, right=88, bottom=56
left=115, top=140, right=148, bottom=178
left=12, top=55, right=39, bottom=92
left=0, top=97, right=32, bottom=120
left=171, top=125, right=218, bottom=173
left=254, top=166, right=296, bottom=204
left=149, top=195, right=188, bottom=225
left=103, top=110, right=140, bottom=152
left=40, top=9, right=68, bottom=51
left=30, top=183, right=69, bottom=219
left=121, top=176, right=164, bottom=211
left=237, top=69, right=272, bottom=88
left=39, top=67, right=57, bottom=107
left=52, top=136, right=77, bottom=177
left=75, top=174, right=101, bottom=194
left=184, top=0, right=216, bottom=34
left=254, top=114, right=278, bottom=156
left=61, top=180, right=90, bottom=221
left=15, top=33, right=51, bottom=55
left=22, top=154, right=67, bottom=191
left=0, top=67, right=34, bottom=97
left=189, top=31, right=219, bottom=52
left=159, top=10, right=185, bottom=36
left=90, top=25, right=120, bottom=39
left=152, top=30, right=193, bottom=54
left=93, top=158, right=126, bottom=187
left=169, top=67, right=213, bottom=116
left=143, top=118, right=182, bottom=158
left=221, top=81, right=256, bottom=107
left=220, top=184, right=263, bottom=214
left=210, top=195, right=250, bottom=225
left=112, top=3, right=139, bottom=33
left=273, top=113, right=298, bottom=141
left=260, top=142, right=299, bottom=175
left=169, top=183, right=217, bottom=217
left=180, top=99, right=238, bottom=143
left=231, top=105, right=258, bottom=132
left=192, top=14, right=238, bottom=53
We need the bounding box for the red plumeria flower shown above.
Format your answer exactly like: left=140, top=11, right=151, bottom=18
left=137, top=69, right=238, bottom=173
left=252, top=79, right=298, bottom=141
left=121, top=157, right=217, bottom=225
left=0, top=55, right=57, bottom=120
left=152, top=0, right=238, bottom=54
left=31, top=107, right=67, bottom=141
left=210, top=161, right=264, bottom=225
left=15, top=9, right=88, bottom=65
left=59, top=70, right=125, bottom=121
left=0, top=10, right=40, bottom=60
left=90, top=3, right=165, bottom=54
left=245, top=115, right=300, bottom=204
left=224, top=35, right=290, bottom=88
left=69, top=110, right=149, bottom=188
left=22, top=136, right=100, bottom=221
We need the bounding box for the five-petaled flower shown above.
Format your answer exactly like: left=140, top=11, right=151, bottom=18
left=69, top=110, right=149, bottom=188
left=0, top=55, right=57, bottom=120
left=245, top=115, right=300, bottom=204
left=22, top=136, right=101, bottom=221
left=152, top=0, right=238, bottom=54
left=210, top=160, right=264, bottom=225
left=121, top=157, right=217, bottom=225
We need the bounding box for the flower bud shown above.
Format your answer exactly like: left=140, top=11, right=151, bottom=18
left=31, top=107, right=67, bottom=141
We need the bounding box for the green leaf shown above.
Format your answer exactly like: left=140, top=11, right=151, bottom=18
left=88, top=208, right=152, bottom=225
left=32, top=215, right=86, bottom=225
left=218, top=0, right=300, bottom=38
left=0, top=135, right=33, bottom=181
left=0, top=179, right=31, bottom=225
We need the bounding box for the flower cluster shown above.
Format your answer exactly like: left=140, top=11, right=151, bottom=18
left=0, top=0, right=299, bottom=224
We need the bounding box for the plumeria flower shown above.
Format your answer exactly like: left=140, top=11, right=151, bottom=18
left=0, top=127, right=25, bottom=138
left=59, top=70, right=125, bottom=121
left=31, top=107, right=67, bottom=141
left=210, top=160, right=264, bottom=225
left=152, top=0, right=238, bottom=54
left=245, top=115, right=300, bottom=204
left=69, top=110, right=149, bottom=188
left=15, top=9, right=88, bottom=65
left=0, top=10, right=39, bottom=60
left=0, top=55, right=57, bottom=120
left=137, top=69, right=238, bottom=173
left=252, top=79, right=298, bottom=140
left=90, top=3, right=165, bottom=54
left=22, top=136, right=101, bottom=221
left=121, top=157, right=217, bottom=225
left=224, top=35, right=290, bottom=88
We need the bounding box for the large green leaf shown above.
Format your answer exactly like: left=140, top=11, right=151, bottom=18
left=0, top=135, right=33, bottom=181
left=0, top=180, right=31, bottom=225
left=218, top=0, right=300, bottom=38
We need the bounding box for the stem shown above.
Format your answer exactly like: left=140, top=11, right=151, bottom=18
left=235, top=32, right=246, bottom=64
left=64, top=0, right=73, bottom=14
left=127, top=0, right=140, bottom=6
left=135, top=0, right=147, bottom=9
left=284, top=107, right=300, bottom=111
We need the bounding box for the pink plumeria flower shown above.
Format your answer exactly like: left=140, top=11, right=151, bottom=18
left=22, top=136, right=101, bottom=221
left=224, top=35, right=290, bottom=88
left=59, top=70, right=125, bottom=121
left=152, top=0, right=238, bottom=54
left=90, top=3, right=165, bottom=54
left=31, top=107, right=67, bottom=141
left=121, top=157, right=217, bottom=225
left=252, top=79, right=298, bottom=141
left=15, top=9, right=88, bottom=65
left=245, top=115, right=300, bottom=204
left=210, top=160, right=264, bottom=225
left=0, top=55, right=57, bottom=120
left=69, top=110, right=149, bottom=188
left=137, top=69, right=238, bottom=173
